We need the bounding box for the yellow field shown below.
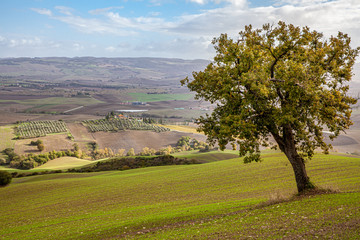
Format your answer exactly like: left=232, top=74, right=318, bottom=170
left=161, top=124, right=203, bottom=134
left=35, top=157, right=93, bottom=170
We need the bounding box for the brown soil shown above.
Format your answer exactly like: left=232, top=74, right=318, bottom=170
left=93, top=130, right=207, bottom=153
left=14, top=134, right=75, bottom=155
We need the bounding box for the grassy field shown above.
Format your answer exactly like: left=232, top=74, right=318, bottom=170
left=0, top=125, right=16, bottom=149
left=162, top=124, right=201, bottom=134
left=35, top=157, right=93, bottom=170
left=129, top=92, right=194, bottom=102
left=0, top=152, right=359, bottom=239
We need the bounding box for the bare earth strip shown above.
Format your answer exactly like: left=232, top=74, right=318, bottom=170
left=67, top=122, right=95, bottom=142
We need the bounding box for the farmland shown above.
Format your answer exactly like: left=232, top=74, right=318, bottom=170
left=15, top=120, right=68, bottom=139
left=83, top=118, right=170, bottom=133
left=0, top=57, right=359, bottom=239
left=129, top=92, right=194, bottom=102
left=0, top=152, right=359, bottom=239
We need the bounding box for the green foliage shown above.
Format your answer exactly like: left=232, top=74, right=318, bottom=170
left=37, top=143, right=45, bottom=152
left=83, top=118, right=170, bottom=133
left=30, top=139, right=43, bottom=146
left=0, top=170, right=12, bottom=186
left=176, top=136, right=212, bottom=152
left=182, top=21, right=359, bottom=162
left=69, top=155, right=201, bottom=172
left=73, top=143, right=79, bottom=151
left=2, top=149, right=84, bottom=170
left=15, top=121, right=68, bottom=139
left=182, top=21, right=359, bottom=192
left=126, top=148, right=135, bottom=156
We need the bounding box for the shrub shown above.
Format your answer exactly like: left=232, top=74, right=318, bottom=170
left=0, top=170, right=12, bottom=187
left=37, top=143, right=45, bottom=152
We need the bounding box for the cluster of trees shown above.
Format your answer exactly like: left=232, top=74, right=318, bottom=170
left=142, top=118, right=156, bottom=124
left=87, top=136, right=211, bottom=160
left=0, top=148, right=84, bottom=170
left=30, top=139, right=45, bottom=151
left=176, top=136, right=212, bottom=152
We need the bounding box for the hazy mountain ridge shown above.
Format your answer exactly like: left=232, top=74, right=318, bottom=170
left=0, top=57, right=210, bottom=87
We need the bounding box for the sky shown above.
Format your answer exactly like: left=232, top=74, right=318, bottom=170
left=0, top=0, right=359, bottom=59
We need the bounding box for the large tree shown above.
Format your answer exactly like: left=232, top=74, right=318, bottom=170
left=181, top=22, right=359, bottom=193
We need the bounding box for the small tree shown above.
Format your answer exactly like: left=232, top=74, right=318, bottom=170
left=117, top=149, right=125, bottom=157
left=182, top=21, right=359, bottom=193
left=127, top=148, right=135, bottom=156
left=73, top=143, right=79, bottom=151
left=37, top=143, right=45, bottom=152
left=0, top=170, right=12, bottom=187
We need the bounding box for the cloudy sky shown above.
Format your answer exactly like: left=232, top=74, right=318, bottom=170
left=0, top=0, right=359, bottom=59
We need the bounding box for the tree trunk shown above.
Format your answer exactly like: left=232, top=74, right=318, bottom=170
left=271, top=124, right=314, bottom=193
left=283, top=146, right=313, bottom=193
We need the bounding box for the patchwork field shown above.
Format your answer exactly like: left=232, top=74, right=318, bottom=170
left=129, top=92, right=194, bottom=102
left=0, top=153, right=359, bottom=239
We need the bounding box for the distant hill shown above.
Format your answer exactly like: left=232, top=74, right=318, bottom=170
left=0, top=57, right=210, bottom=87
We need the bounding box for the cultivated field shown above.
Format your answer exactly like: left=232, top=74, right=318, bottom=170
left=92, top=130, right=207, bottom=153
left=0, top=153, right=359, bottom=239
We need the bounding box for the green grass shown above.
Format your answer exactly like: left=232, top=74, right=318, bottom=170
left=128, top=92, right=194, bottom=102
left=35, top=157, right=93, bottom=170
left=0, top=153, right=359, bottom=239
left=174, top=150, right=239, bottom=163
left=0, top=125, right=16, bottom=150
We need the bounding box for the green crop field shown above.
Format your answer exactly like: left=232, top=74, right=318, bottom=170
left=128, top=92, right=194, bottom=102
left=0, top=125, right=16, bottom=150
left=0, top=153, right=359, bottom=239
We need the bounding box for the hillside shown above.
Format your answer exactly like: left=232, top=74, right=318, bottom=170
left=0, top=57, right=209, bottom=87
left=1, top=153, right=359, bottom=239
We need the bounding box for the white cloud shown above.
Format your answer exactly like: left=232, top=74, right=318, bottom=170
left=73, top=43, right=84, bottom=51
left=189, top=0, right=247, bottom=7
left=105, top=46, right=117, bottom=52
left=22, top=0, right=360, bottom=59
left=89, top=7, right=124, bottom=15
left=55, top=6, right=74, bottom=16
left=8, top=37, right=42, bottom=48
left=31, top=8, right=52, bottom=16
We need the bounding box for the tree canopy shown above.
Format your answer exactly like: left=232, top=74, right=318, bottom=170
left=181, top=22, right=359, bottom=192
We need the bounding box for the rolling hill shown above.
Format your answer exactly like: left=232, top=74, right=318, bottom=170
left=1, top=152, right=359, bottom=239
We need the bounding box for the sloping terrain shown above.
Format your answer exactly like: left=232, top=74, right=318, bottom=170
left=0, top=57, right=209, bottom=87
left=1, top=153, right=359, bottom=239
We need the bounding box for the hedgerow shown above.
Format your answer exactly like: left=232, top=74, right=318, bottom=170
left=68, top=155, right=201, bottom=172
